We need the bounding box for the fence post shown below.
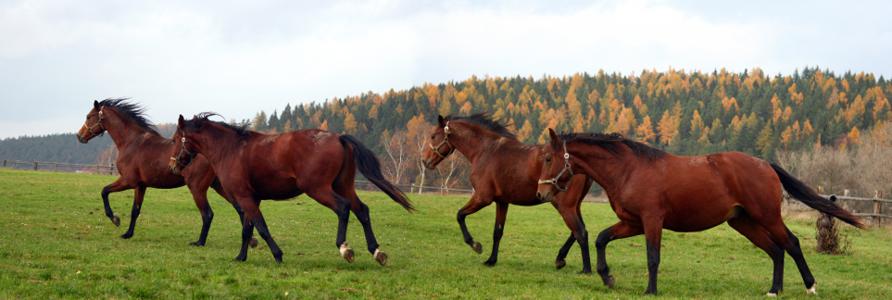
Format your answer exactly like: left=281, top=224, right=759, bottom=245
left=109, top=163, right=115, bottom=175
left=874, top=190, right=882, bottom=227
left=33, top=161, right=38, bottom=171
left=2, top=159, right=6, bottom=167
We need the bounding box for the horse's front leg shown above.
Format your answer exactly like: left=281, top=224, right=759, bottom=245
left=100, top=178, right=130, bottom=227
left=456, top=193, right=493, bottom=254
left=483, top=202, right=508, bottom=266
left=643, top=216, right=664, bottom=295
left=120, top=185, right=146, bottom=239
left=594, top=221, right=643, bottom=288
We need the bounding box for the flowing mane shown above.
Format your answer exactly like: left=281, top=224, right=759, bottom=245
left=98, top=98, right=159, bottom=135
left=559, top=132, right=666, bottom=160
left=192, top=112, right=253, bottom=139
left=446, top=113, right=516, bottom=139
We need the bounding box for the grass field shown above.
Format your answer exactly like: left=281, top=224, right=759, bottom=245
left=0, top=169, right=890, bottom=299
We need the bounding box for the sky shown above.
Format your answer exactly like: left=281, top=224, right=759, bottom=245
left=1, top=0, right=891, bottom=138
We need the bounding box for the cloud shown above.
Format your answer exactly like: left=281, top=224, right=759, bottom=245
left=0, top=0, right=889, bottom=138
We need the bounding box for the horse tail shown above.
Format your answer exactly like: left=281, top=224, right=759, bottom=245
left=770, top=163, right=865, bottom=228
left=339, top=135, right=414, bottom=212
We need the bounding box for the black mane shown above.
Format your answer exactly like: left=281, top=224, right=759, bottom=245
left=446, top=113, right=516, bottom=139
left=98, top=98, right=159, bottom=135
left=192, top=112, right=252, bottom=138
left=559, top=132, right=666, bottom=160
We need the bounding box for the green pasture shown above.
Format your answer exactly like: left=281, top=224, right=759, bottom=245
left=0, top=169, right=889, bottom=299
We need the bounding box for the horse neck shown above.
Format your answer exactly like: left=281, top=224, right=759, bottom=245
left=191, top=126, right=245, bottom=165
left=570, top=143, right=637, bottom=199
left=449, top=124, right=508, bottom=164
left=103, top=109, right=157, bottom=150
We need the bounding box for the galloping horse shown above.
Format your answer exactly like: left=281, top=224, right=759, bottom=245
left=422, top=114, right=594, bottom=272
left=536, top=129, right=864, bottom=295
left=170, top=113, right=412, bottom=265
left=76, top=99, right=255, bottom=246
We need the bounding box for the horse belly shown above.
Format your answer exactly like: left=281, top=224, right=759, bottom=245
left=252, top=177, right=302, bottom=200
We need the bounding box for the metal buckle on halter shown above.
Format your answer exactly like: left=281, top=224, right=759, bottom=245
left=537, top=141, right=574, bottom=192
left=429, top=122, right=454, bottom=158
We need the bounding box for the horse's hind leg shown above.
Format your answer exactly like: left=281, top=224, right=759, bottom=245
left=483, top=202, right=508, bottom=266
left=120, top=185, right=146, bottom=239
left=783, top=226, right=817, bottom=294
left=594, top=221, right=643, bottom=288
left=728, top=216, right=785, bottom=296
left=763, top=220, right=817, bottom=294
left=307, top=188, right=354, bottom=263
left=100, top=178, right=130, bottom=227
left=348, top=195, right=387, bottom=265
left=457, top=194, right=492, bottom=254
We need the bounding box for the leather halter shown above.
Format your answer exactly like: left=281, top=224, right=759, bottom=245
left=81, top=109, right=105, bottom=137
left=537, top=141, right=574, bottom=192
left=170, top=137, right=193, bottom=169
left=429, top=122, right=455, bottom=158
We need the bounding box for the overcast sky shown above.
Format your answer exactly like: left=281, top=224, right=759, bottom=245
left=1, top=0, right=891, bottom=138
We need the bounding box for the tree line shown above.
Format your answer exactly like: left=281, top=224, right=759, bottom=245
left=250, top=67, right=891, bottom=191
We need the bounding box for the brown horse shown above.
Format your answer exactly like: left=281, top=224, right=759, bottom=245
left=170, top=113, right=412, bottom=265
left=76, top=99, right=255, bottom=246
left=536, top=129, right=865, bottom=295
left=422, top=114, right=594, bottom=272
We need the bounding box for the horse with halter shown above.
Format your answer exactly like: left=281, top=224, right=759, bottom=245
left=422, top=114, right=594, bottom=272
left=170, top=113, right=412, bottom=265
left=536, top=129, right=864, bottom=295
left=76, top=99, right=255, bottom=246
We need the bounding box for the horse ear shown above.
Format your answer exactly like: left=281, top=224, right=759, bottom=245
left=548, top=128, right=561, bottom=148
left=93, top=100, right=100, bottom=109
left=437, top=115, right=446, bottom=127
left=178, top=115, right=185, bottom=127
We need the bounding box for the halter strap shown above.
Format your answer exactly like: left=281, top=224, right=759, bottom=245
left=537, top=141, right=574, bottom=192
left=81, top=109, right=105, bottom=137
left=428, top=121, right=455, bottom=158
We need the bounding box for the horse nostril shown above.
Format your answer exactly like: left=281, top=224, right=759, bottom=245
left=536, top=192, right=543, bottom=199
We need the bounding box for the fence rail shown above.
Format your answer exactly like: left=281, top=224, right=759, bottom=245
left=2, top=159, right=117, bottom=175
left=785, top=193, right=891, bottom=227
left=1, top=159, right=474, bottom=195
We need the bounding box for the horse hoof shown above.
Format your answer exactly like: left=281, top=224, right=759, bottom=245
left=234, top=255, right=247, bottom=262
left=340, top=243, right=354, bottom=263
left=111, top=216, right=120, bottom=227
left=806, top=284, right=817, bottom=295
left=483, top=259, right=497, bottom=267
left=274, top=254, right=283, bottom=264
left=766, top=292, right=778, bottom=297
left=374, top=249, right=388, bottom=266
left=472, top=242, right=483, bottom=254
left=555, top=259, right=566, bottom=270
left=249, top=238, right=259, bottom=248
left=189, top=241, right=205, bottom=247
left=120, top=232, right=133, bottom=239
left=578, top=269, right=592, bottom=275
left=603, top=275, right=615, bottom=288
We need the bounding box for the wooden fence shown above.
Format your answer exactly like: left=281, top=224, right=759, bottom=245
left=2, top=159, right=117, bottom=175
left=785, top=192, right=891, bottom=227
left=1, top=159, right=473, bottom=195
